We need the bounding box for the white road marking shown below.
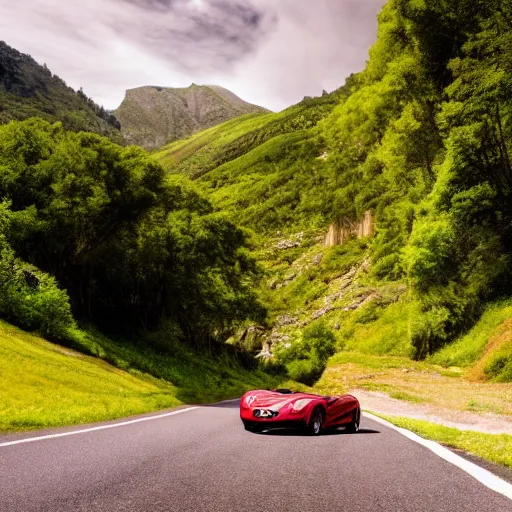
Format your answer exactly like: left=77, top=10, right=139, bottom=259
left=0, top=407, right=200, bottom=448
left=364, top=412, right=512, bottom=501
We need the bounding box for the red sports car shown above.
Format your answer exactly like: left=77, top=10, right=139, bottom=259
left=240, top=389, right=360, bottom=435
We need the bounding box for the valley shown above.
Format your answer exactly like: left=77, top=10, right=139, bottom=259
left=0, top=0, right=512, bottom=475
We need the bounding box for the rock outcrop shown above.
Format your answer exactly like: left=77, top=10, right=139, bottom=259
left=114, top=84, right=268, bottom=150
left=324, top=211, right=374, bottom=247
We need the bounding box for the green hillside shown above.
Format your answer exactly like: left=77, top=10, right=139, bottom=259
left=157, top=0, right=512, bottom=385
left=155, top=86, right=351, bottom=231
left=0, top=41, right=123, bottom=143
left=0, top=320, right=283, bottom=432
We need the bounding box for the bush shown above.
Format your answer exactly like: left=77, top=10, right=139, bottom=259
left=410, top=306, right=451, bottom=359
left=285, top=357, right=323, bottom=386
left=0, top=244, right=75, bottom=339
left=274, top=321, right=336, bottom=385
left=485, top=352, right=512, bottom=383
left=301, top=321, right=336, bottom=362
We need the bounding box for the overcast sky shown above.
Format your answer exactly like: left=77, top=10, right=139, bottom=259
left=0, top=0, right=385, bottom=111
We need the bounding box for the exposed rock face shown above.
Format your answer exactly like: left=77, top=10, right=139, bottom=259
left=276, top=315, right=298, bottom=326
left=324, top=211, right=374, bottom=247
left=275, top=232, right=304, bottom=250
left=114, top=84, right=269, bottom=150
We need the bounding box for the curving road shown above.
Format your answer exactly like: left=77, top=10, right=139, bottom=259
left=0, top=401, right=511, bottom=512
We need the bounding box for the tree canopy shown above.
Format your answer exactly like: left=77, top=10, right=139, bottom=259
left=0, top=118, right=264, bottom=346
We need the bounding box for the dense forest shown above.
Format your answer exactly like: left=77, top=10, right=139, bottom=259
left=0, top=0, right=511, bottom=386
left=0, top=119, right=264, bottom=350
left=325, top=0, right=512, bottom=358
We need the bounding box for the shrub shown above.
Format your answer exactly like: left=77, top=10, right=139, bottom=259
left=301, top=321, right=336, bottom=363
left=485, top=352, right=512, bottom=383
left=274, top=321, right=336, bottom=385
left=285, top=358, right=323, bottom=386
left=0, top=244, right=75, bottom=339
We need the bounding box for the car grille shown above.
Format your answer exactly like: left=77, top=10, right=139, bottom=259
left=253, top=409, right=279, bottom=418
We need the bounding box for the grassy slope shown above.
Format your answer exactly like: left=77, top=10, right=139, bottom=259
left=154, top=92, right=344, bottom=232
left=0, top=320, right=283, bottom=433
left=429, top=300, right=512, bottom=382
left=154, top=111, right=277, bottom=177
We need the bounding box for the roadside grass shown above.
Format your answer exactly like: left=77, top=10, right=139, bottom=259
left=0, top=321, right=282, bottom=433
left=314, top=352, right=512, bottom=416
left=65, top=326, right=281, bottom=404
left=0, top=322, right=181, bottom=432
left=374, top=414, right=512, bottom=469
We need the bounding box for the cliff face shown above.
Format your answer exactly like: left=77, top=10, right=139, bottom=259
left=114, top=84, right=269, bottom=150
left=324, top=211, right=374, bottom=247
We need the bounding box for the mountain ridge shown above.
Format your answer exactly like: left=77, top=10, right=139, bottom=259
left=114, top=83, right=269, bottom=150
left=0, top=41, right=123, bottom=144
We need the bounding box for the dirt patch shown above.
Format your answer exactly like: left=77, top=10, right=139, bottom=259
left=355, top=389, right=512, bottom=434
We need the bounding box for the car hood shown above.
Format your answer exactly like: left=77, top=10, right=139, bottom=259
left=247, top=392, right=321, bottom=410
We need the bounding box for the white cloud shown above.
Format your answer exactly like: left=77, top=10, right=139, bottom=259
left=0, top=0, right=385, bottom=111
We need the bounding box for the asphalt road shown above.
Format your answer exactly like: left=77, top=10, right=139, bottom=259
left=0, top=401, right=511, bottom=512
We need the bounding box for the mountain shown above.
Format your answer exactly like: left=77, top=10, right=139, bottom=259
left=156, top=0, right=512, bottom=384
left=0, top=41, right=123, bottom=143
left=113, top=84, right=269, bottom=150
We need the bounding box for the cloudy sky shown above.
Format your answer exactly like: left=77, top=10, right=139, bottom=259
left=0, top=0, right=385, bottom=111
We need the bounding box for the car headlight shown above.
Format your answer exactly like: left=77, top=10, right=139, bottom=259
left=291, top=399, right=313, bottom=412
left=243, top=395, right=256, bottom=408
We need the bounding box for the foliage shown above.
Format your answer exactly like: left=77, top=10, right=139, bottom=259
left=337, top=298, right=415, bottom=357
left=0, top=42, right=122, bottom=142
left=0, top=202, right=74, bottom=339
left=404, top=1, right=512, bottom=355
left=429, top=300, right=512, bottom=368
left=0, top=119, right=264, bottom=347
left=274, top=320, right=336, bottom=385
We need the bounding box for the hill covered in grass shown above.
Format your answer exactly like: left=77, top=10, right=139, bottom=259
left=156, top=0, right=512, bottom=385
left=0, top=319, right=283, bottom=432
left=114, top=84, right=269, bottom=150
left=0, top=41, right=123, bottom=143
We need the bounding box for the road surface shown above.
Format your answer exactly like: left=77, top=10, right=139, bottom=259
left=0, top=401, right=510, bottom=511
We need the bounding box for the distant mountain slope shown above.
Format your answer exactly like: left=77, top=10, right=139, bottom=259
left=114, top=84, right=269, bottom=150
left=154, top=85, right=352, bottom=229
left=0, top=41, right=123, bottom=143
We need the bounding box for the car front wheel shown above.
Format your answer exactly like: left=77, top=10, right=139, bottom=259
left=306, top=408, right=323, bottom=435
